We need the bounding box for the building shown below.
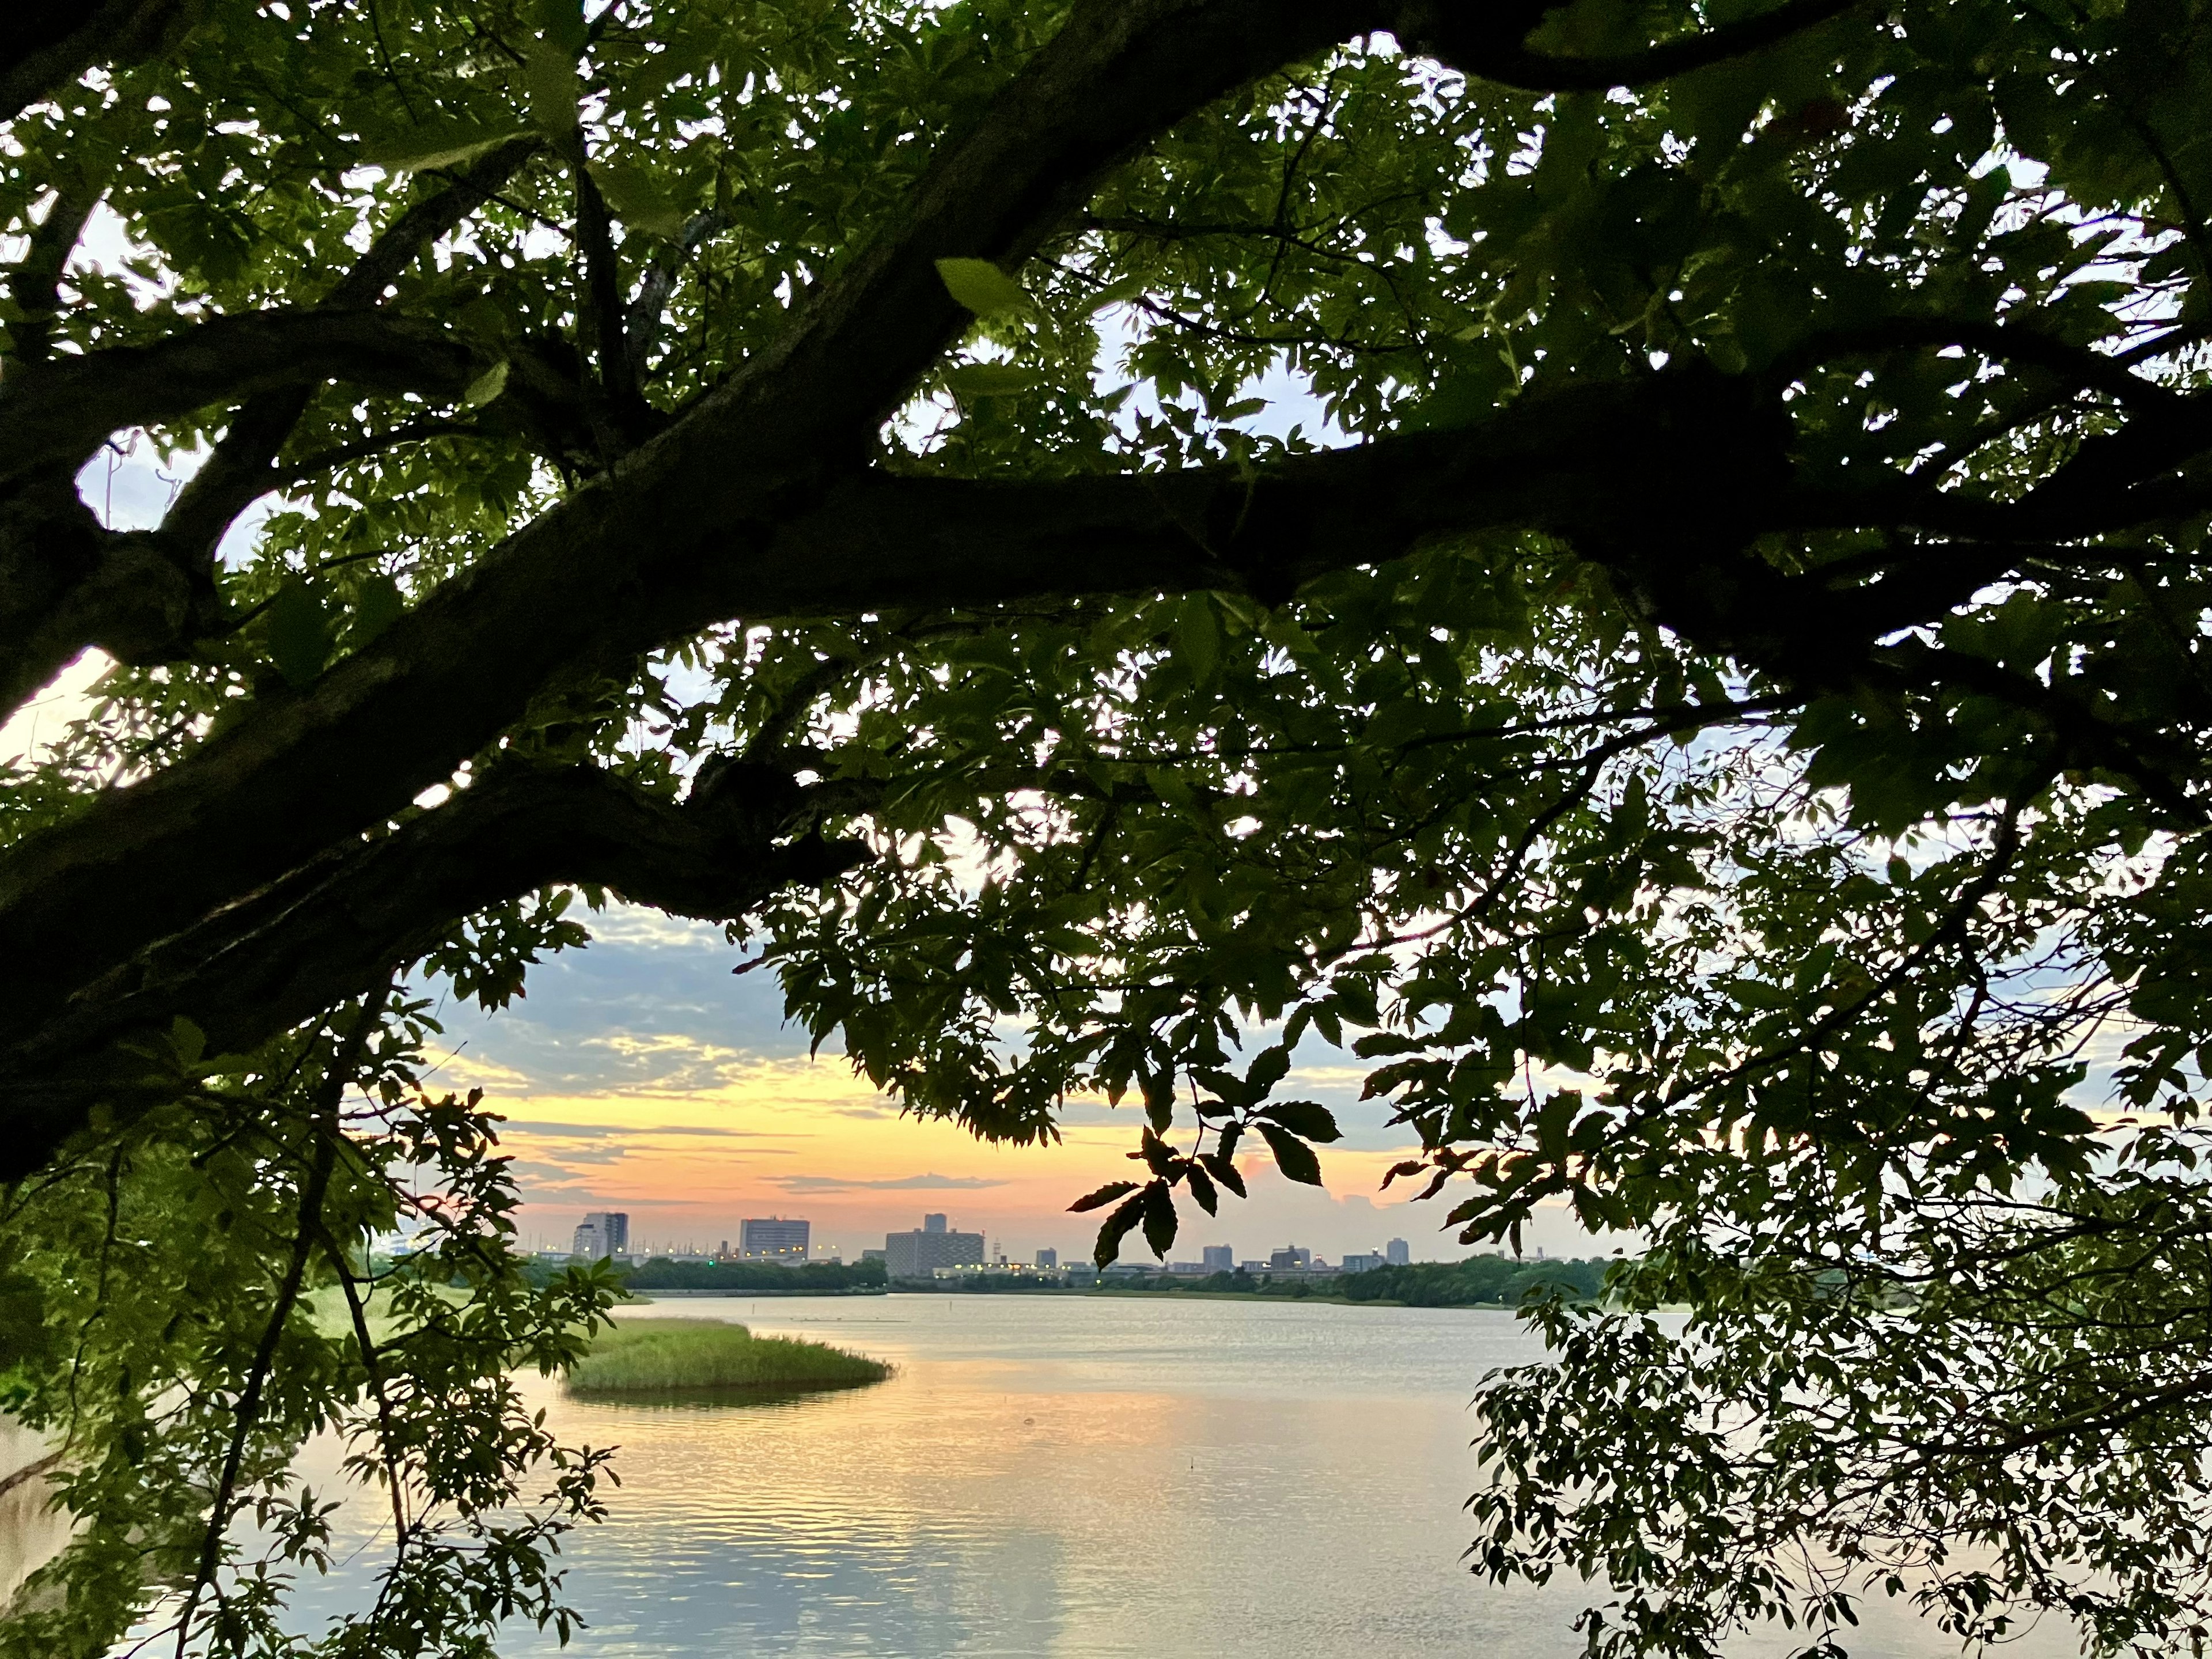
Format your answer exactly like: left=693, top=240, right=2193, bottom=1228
left=1200, top=1244, right=1234, bottom=1272
left=1035, top=1248, right=1058, bottom=1269
left=1385, top=1238, right=1410, bottom=1266
left=885, top=1215, right=984, bottom=1277
left=1342, top=1252, right=1386, bottom=1274
left=861, top=1248, right=887, bottom=1264
left=1268, top=1245, right=1312, bottom=1271
left=573, top=1210, right=630, bottom=1259
left=740, top=1217, right=810, bottom=1261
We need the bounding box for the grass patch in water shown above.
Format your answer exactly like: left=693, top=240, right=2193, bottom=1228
left=565, top=1319, right=891, bottom=1396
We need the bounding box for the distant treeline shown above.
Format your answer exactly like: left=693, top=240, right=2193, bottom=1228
left=1091, top=1253, right=1615, bottom=1306
left=1338, top=1255, right=1611, bottom=1306
left=524, top=1257, right=888, bottom=1294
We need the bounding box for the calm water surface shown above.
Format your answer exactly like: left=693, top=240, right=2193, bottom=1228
left=286, top=1294, right=2076, bottom=1658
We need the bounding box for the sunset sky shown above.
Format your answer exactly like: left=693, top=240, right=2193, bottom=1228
left=428, top=902, right=1608, bottom=1266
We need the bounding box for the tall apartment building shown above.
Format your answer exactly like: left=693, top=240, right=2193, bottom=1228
left=1200, top=1244, right=1234, bottom=1272
left=740, top=1217, right=810, bottom=1260
left=1385, top=1238, right=1410, bottom=1266
left=884, top=1215, right=984, bottom=1277
left=573, top=1211, right=629, bottom=1259
left=1035, top=1248, right=1058, bottom=1270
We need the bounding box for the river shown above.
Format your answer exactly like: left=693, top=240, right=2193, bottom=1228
left=263, top=1292, right=2085, bottom=1658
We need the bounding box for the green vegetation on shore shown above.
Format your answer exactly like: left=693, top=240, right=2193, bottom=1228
left=523, top=1256, right=887, bottom=1295
left=897, top=1254, right=1615, bottom=1306
left=1339, top=1255, right=1611, bottom=1306
left=565, top=1319, right=891, bottom=1396
left=624, top=1257, right=887, bottom=1294
left=1104, top=1255, right=1609, bottom=1305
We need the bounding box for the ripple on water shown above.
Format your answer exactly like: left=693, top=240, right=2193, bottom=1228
left=268, top=1296, right=2085, bottom=1659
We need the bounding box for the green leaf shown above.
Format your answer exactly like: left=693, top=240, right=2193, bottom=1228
left=1257, top=1100, right=1341, bottom=1143
left=1142, top=1070, right=1175, bottom=1133
left=944, top=362, right=1038, bottom=399
left=935, top=257, right=1029, bottom=317
left=590, top=162, right=687, bottom=238
left=525, top=39, right=578, bottom=135
left=463, top=360, right=510, bottom=408
left=1184, top=1161, right=1219, bottom=1215
left=1093, top=1191, right=1147, bottom=1268
left=535, top=0, right=589, bottom=56
left=1199, top=1150, right=1247, bottom=1198
left=1175, top=594, right=1221, bottom=687
left=1068, top=1180, right=1138, bottom=1213
left=1139, top=1126, right=1177, bottom=1177
left=169, top=1017, right=206, bottom=1066
left=1245, top=1044, right=1291, bottom=1099
left=1141, top=1180, right=1179, bottom=1259
left=1256, top=1122, right=1324, bottom=1186
left=361, top=124, right=527, bottom=173
left=349, top=575, right=406, bottom=647
left=264, top=581, right=333, bottom=688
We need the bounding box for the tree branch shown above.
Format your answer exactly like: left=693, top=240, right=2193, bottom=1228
left=1396, top=0, right=1867, bottom=93
left=5, top=171, right=106, bottom=365
left=0, top=309, right=482, bottom=491
left=0, top=0, right=2199, bottom=1158
left=2, top=336, right=2198, bottom=1058
left=0, top=762, right=867, bottom=1179
left=0, top=0, right=1395, bottom=1027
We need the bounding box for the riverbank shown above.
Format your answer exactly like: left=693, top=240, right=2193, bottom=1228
left=888, top=1254, right=1616, bottom=1309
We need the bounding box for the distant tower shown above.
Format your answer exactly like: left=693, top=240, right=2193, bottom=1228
left=923, top=1213, right=949, bottom=1234
left=1385, top=1238, right=1410, bottom=1266
left=1201, top=1244, right=1234, bottom=1272
left=1035, top=1248, right=1058, bottom=1269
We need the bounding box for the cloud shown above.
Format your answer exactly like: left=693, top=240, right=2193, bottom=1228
left=772, top=1172, right=1005, bottom=1192
left=495, top=1120, right=783, bottom=1139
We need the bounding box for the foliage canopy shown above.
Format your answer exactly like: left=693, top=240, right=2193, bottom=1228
left=2, top=0, right=2211, bottom=1653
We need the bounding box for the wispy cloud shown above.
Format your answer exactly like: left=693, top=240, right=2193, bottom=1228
left=495, top=1120, right=783, bottom=1140
left=773, top=1172, right=1004, bottom=1192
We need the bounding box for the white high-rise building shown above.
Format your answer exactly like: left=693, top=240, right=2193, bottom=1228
left=573, top=1211, right=630, bottom=1259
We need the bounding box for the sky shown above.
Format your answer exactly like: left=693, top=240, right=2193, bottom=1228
left=421, top=902, right=1609, bottom=1267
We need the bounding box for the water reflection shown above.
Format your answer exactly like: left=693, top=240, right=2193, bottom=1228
left=269, top=1296, right=2081, bottom=1658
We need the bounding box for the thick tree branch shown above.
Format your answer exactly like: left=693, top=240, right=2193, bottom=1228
left=4, top=334, right=2202, bottom=1060
left=0, top=310, right=480, bottom=491
left=0, top=762, right=866, bottom=1180
left=0, top=0, right=1393, bottom=1029
left=1, top=0, right=2190, bottom=1166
